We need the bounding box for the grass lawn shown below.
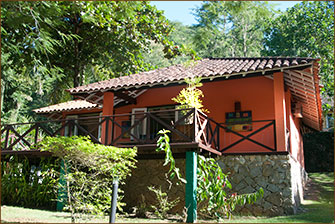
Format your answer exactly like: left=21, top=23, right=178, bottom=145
left=1, top=172, right=333, bottom=223
left=0, top=206, right=174, bottom=223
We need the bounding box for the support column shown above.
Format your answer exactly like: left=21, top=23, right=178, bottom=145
left=101, top=91, right=114, bottom=145
left=185, top=151, right=197, bottom=223
left=273, top=72, right=287, bottom=151
left=56, top=159, right=68, bottom=211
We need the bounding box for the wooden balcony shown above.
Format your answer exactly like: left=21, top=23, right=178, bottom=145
left=1, top=108, right=277, bottom=159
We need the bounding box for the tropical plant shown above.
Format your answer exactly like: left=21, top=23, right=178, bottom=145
left=37, top=136, right=137, bottom=223
left=197, top=155, right=264, bottom=220
left=156, top=129, right=186, bottom=185
left=156, top=130, right=263, bottom=220
left=172, top=77, right=208, bottom=114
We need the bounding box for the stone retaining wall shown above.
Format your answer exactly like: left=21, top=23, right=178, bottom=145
left=122, top=158, right=185, bottom=214
left=217, top=153, right=307, bottom=216
left=122, top=153, right=307, bottom=217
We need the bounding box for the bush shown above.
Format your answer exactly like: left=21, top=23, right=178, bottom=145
left=37, top=136, right=137, bottom=222
left=1, top=156, right=60, bottom=209
left=148, top=185, right=180, bottom=219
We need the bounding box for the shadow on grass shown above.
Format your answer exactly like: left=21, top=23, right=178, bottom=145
left=289, top=172, right=334, bottom=223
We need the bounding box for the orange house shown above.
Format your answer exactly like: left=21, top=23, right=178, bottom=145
left=32, top=57, right=322, bottom=217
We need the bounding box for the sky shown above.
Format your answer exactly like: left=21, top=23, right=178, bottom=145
left=151, top=1, right=301, bottom=26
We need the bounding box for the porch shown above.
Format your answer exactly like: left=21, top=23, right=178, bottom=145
left=1, top=108, right=278, bottom=158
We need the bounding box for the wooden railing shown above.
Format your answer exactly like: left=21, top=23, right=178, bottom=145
left=1, top=108, right=276, bottom=154
left=196, top=110, right=276, bottom=153
left=1, top=108, right=197, bottom=151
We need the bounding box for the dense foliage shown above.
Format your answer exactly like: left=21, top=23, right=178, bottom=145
left=303, top=131, right=334, bottom=172
left=37, top=136, right=137, bottom=222
left=1, top=156, right=60, bottom=210
left=142, top=21, right=197, bottom=68
left=192, top=1, right=276, bottom=58
left=1, top=1, right=333, bottom=122
left=263, top=1, right=334, bottom=111
left=1, top=1, right=190, bottom=123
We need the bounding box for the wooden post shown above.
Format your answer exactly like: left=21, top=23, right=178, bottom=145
left=273, top=72, right=287, bottom=151
left=57, top=118, right=76, bottom=211
left=185, top=151, right=197, bottom=223
left=56, top=159, right=68, bottom=211
left=101, top=91, right=114, bottom=145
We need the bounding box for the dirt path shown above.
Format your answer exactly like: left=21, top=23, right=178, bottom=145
left=303, top=176, right=321, bottom=201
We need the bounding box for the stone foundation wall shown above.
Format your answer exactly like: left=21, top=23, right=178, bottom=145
left=122, top=158, right=186, bottom=214
left=217, top=153, right=307, bottom=216
left=122, top=153, right=307, bottom=217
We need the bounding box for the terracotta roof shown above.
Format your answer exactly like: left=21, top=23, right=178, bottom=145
left=33, top=99, right=101, bottom=114
left=68, top=57, right=316, bottom=94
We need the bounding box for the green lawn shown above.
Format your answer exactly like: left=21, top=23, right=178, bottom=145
left=1, top=172, right=333, bottom=223
left=0, top=206, right=174, bottom=223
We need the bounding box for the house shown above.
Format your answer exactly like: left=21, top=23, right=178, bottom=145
left=3, top=57, right=323, bottom=220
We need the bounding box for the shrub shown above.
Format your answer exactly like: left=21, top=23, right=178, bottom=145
left=148, top=185, right=180, bottom=219
left=37, top=136, right=137, bottom=222
left=1, top=156, right=60, bottom=209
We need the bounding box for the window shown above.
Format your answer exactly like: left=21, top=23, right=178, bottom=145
left=65, top=113, right=101, bottom=141
left=131, top=108, right=147, bottom=140
left=64, top=115, right=78, bottom=136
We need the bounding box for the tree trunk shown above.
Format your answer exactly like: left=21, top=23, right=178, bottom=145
left=73, top=14, right=81, bottom=88
left=243, top=24, right=248, bottom=57
left=1, top=80, right=5, bottom=114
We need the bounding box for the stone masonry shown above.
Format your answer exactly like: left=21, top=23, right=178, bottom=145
left=122, top=158, right=186, bottom=214
left=122, top=153, right=307, bottom=216
left=217, top=153, right=308, bottom=216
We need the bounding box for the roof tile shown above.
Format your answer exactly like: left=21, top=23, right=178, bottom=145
left=33, top=100, right=101, bottom=114
left=68, top=57, right=316, bottom=94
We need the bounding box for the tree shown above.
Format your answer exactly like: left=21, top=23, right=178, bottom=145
left=192, top=1, right=276, bottom=58
left=263, top=1, right=334, bottom=111
left=142, top=21, right=197, bottom=69
left=1, top=1, right=188, bottom=122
